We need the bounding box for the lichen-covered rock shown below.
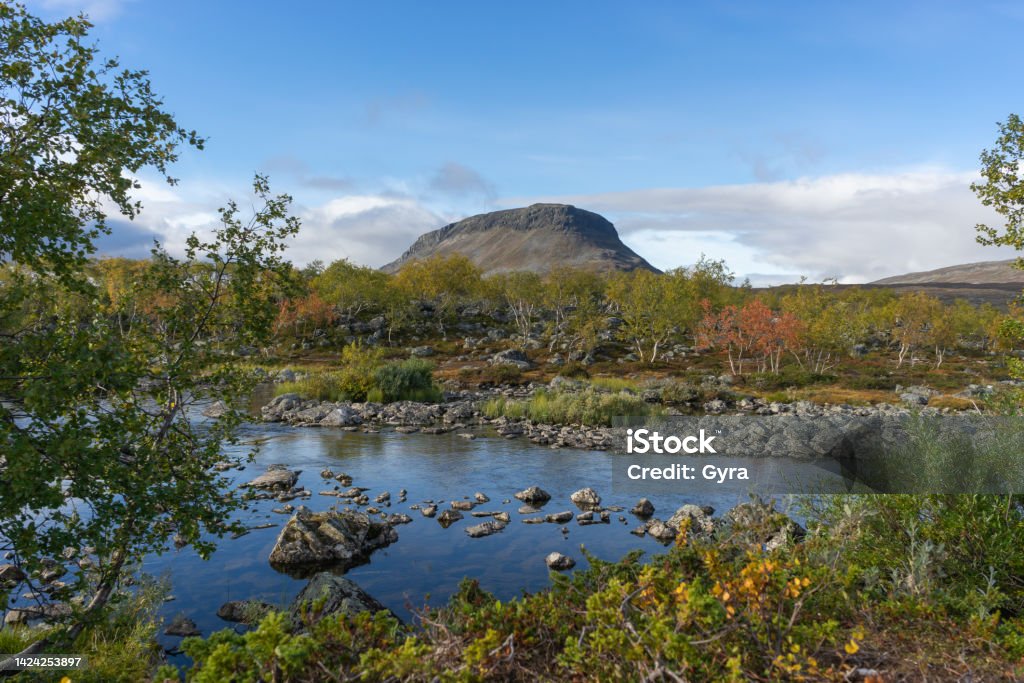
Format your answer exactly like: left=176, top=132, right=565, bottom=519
left=289, top=572, right=396, bottom=628
left=268, top=510, right=397, bottom=570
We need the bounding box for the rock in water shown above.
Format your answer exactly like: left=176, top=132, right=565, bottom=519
left=164, top=615, right=201, bottom=637
left=545, top=552, right=576, bottom=570
left=514, top=486, right=551, bottom=504
left=570, top=487, right=601, bottom=509
left=631, top=498, right=655, bottom=517
left=217, top=600, right=274, bottom=625
left=437, top=509, right=463, bottom=528
left=202, top=400, right=228, bottom=418
left=465, top=521, right=506, bottom=538
left=268, top=510, right=397, bottom=571
left=243, top=467, right=300, bottom=491
left=289, top=572, right=396, bottom=628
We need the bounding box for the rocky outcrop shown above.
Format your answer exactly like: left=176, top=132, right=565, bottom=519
left=268, top=510, right=397, bottom=573
left=381, top=204, right=659, bottom=275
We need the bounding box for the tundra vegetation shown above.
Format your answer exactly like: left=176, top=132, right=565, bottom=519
left=4, top=1, right=1024, bottom=680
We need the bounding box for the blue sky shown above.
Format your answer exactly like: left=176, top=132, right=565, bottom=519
left=28, top=0, right=1024, bottom=283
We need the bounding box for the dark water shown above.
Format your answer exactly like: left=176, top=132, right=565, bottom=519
left=146, top=422, right=798, bottom=655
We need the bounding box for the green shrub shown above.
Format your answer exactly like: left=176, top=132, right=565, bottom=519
left=274, top=345, right=441, bottom=403
left=372, top=358, right=442, bottom=403
left=557, top=361, right=590, bottom=379
left=660, top=381, right=699, bottom=404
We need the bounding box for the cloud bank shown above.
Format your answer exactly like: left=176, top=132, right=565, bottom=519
left=94, top=167, right=1017, bottom=286
left=509, top=168, right=1017, bottom=284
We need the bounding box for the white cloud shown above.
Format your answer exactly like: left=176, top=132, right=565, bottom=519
left=506, top=168, right=1018, bottom=284
left=99, top=176, right=447, bottom=269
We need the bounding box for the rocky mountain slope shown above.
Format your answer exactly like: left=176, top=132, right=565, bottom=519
left=872, top=259, right=1024, bottom=285
left=381, top=204, right=658, bottom=275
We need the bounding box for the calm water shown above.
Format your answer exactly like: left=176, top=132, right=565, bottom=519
left=146, top=421, right=796, bottom=655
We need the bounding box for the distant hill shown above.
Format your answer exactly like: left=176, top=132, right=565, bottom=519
left=381, top=204, right=659, bottom=275
left=872, top=259, right=1024, bottom=285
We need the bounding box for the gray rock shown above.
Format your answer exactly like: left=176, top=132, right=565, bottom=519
left=268, top=510, right=397, bottom=570
left=217, top=600, right=274, bottom=625
left=243, top=468, right=300, bottom=491
left=202, top=400, right=229, bottom=418
left=289, top=572, right=394, bottom=628
left=668, top=504, right=715, bottom=536
left=465, top=521, right=507, bottom=538
left=545, top=552, right=576, bottom=570
left=410, top=345, right=435, bottom=357
left=474, top=492, right=490, bottom=503
left=514, top=486, right=551, bottom=504
left=545, top=511, right=574, bottom=524
left=631, top=498, right=655, bottom=517
left=421, top=505, right=438, bottom=518
left=570, top=487, right=601, bottom=509
left=646, top=519, right=676, bottom=542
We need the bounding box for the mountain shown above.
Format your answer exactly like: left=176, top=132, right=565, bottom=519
left=871, top=259, right=1024, bottom=285
left=381, top=204, right=659, bottom=275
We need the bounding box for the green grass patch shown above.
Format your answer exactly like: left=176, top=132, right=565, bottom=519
left=483, top=387, right=661, bottom=426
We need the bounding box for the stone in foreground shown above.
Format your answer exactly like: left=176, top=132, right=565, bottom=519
left=289, top=572, right=397, bottom=628
left=545, top=552, right=576, bottom=570
left=269, top=510, right=397, bottom=572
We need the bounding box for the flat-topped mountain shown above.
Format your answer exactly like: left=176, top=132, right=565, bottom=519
left=872, top=259, right=1024, bottom=285
left=381, top=204, right=659, bottom=275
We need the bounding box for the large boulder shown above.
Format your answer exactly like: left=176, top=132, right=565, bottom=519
left=289, top=572, right=397, bottom=628
left=667, top=504, right=716, bottom=536
left=243, top=466, right=300, bottom=491
left=491, top=348, right=533, bottom=370
left=570, top=487, right=601, bottom=509
left=722, top=499, right=805, bottom=551
left=268, top=510, right=397, bottom=572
